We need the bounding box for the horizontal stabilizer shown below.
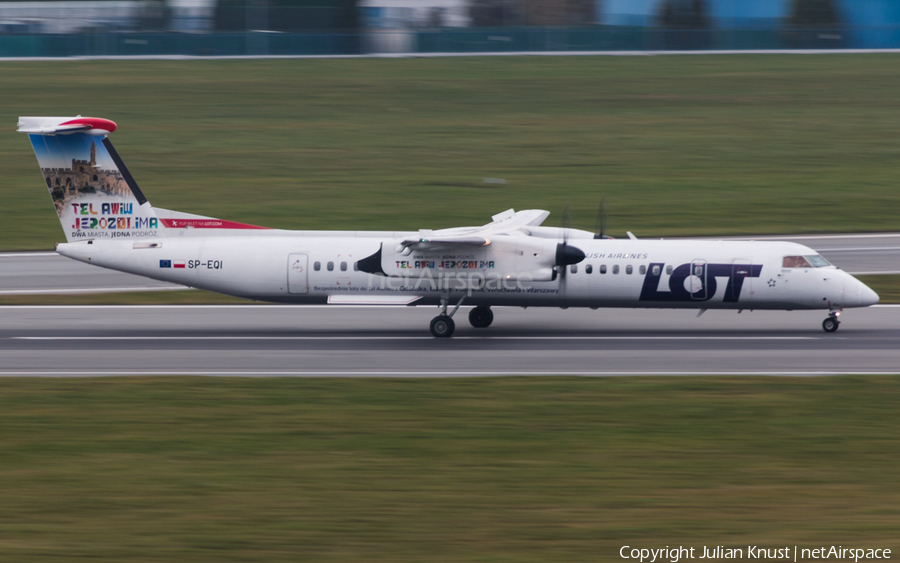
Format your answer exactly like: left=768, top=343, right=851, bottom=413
left=18, top=116, right=117, bottom=136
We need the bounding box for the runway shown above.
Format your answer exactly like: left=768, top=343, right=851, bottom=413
left=1, top=233, right=898, bottom=295
left=2, top=305, right=898, bottom=376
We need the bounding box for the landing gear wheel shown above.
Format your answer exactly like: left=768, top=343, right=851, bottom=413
left=468, top=306, right=494, bottom=328
left=430, top=315, right=455, bottom=338
left=822, top=317, right=840, bottom=333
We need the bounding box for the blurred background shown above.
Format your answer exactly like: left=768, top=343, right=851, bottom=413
left=1, top=0, right=899, bottom=57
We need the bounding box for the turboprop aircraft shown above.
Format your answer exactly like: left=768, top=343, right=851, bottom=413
left=19, top=116, right=880, bottom=337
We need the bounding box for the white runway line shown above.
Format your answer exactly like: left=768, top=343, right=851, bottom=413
left=848, top=271, right=900, bottom=275
left=0, top=371, right=899, bottom=377
left=11, top=335, right=819, bottom=341
left=0, top=286, right=191, bottom=295
left=817, top=246, right=900, bottom=252
left=0, top=252, right=60, bottom=258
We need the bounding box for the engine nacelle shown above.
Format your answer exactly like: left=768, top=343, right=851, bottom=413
left=357, top=236, right=582, bottom=283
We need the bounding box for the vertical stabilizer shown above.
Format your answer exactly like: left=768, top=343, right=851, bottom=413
left=18, top=116, right=163, bottom=242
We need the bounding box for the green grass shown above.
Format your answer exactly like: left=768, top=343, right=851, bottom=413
left=3, top=55, right=900, bottom=251
left=0, top=377, right=899, bottom=562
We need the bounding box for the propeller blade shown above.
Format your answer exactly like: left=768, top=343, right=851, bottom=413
left=561, top=203, right=572, bottom=245
left=558, top=204, right=573, bottom=278
left=594, top=196, right=614, bottom=240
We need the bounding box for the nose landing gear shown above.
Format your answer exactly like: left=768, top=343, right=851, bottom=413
left=430, top=315, right=455, bottom=338
left=822, top=311, right=841, bottom=333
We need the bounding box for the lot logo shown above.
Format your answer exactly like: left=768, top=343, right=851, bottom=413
left=639, top=262, right=763, bottom=303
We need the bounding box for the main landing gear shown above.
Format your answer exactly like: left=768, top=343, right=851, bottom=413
left=822, top=311, right=841, bottom=333
left=468, top=306, right=494, bottom=329
left=430, top=292, right=465, bottom=338
left=429, top=294, right=494, bottom=337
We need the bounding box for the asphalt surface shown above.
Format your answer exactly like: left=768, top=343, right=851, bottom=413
left=0, top=252, right=183, bottom=294
left=1, top=305, right=898, bottom=376
left=1, top=233, right=898, bottom=295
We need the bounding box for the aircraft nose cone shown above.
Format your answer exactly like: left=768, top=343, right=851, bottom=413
left=859, top=283, right=880, bottom=307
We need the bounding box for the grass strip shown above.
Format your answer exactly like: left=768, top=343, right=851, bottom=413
left=3, top=55, right=900, bottom=250
left=0, top=376, right=899, bottom=562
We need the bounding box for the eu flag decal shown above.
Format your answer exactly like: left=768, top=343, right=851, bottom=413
left=160, top=260, right=172, bottom=268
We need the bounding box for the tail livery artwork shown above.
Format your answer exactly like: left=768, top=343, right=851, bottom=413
left=19, top=116, right=879, bottom=337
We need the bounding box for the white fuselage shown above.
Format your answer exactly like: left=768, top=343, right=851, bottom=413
left=56, top=231, right=879, bottom=311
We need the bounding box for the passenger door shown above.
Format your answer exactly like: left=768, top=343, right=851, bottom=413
left=690, top=259, right=707, bottom=300
left=287, top=253, right=309, bottom=295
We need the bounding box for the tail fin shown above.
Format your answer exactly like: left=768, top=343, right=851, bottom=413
left=18, top=116, right=163, bottom=242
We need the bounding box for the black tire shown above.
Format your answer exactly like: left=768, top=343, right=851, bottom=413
left=430, top=315, right=455, bottom=338
left=822, top=317, right=840, bottom=333
left=468, top=306, right=494, bottom=328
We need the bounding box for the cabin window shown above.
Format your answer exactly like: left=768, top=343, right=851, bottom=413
left=340, top=261, right=347, bottom=271
left=652, top=265, right=660, bottom=276
left=570, top=265, right=577, bottom=274
left=639, top=265, right=646, bottom=275
left=353, top=262, right=359, bottom=271
left=600, top=265, right=607, bottom=274
left=782, top=256, right=812, bottom=268
left=613, top=265, right=619, bottom=274
left=626, top=265, right=633, bottom=275
left=313, top=261, right=321, bottom=271
left=693, top=265, right=704, bottom=276
left=585, top=264, right=593, bottom=274
left=666, top=265, right=673, bottom=275
left=327, top=261, right=334, bottom=271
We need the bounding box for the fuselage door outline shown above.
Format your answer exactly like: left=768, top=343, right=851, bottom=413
left=690, top=259, right=707, bottom=300
left=288, top=253, right=309, bottom=295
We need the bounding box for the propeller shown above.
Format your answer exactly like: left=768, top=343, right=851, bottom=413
left=594, top=196, right=614, bottom=239
left=554, top=204, right=585, bottom=281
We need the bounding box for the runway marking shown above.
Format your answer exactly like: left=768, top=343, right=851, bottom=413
left=12, top=335, right=820, bottom=341
left=0, top=252, right=60, bottom=258
left=0, top=371, right=899, bottom=377
left=721, top=233, right=900, bottom=241
left=848, top=271, right=900, bottom=275
left=0, top=286, right=190, bottom=295
left=818, top=246, right=900, bottom=252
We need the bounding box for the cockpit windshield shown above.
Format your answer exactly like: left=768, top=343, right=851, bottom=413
left=782, top=255, right=831, bottom=268
left=806, top=254, right=831, bottom=267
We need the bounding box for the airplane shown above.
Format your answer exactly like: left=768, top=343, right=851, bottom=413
left=18, top=115, right=879, bottom=337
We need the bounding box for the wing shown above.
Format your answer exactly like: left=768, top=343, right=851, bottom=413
left=395, top=209, right=550, bottom=253
left=484, top=208, right=550, bottom=231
